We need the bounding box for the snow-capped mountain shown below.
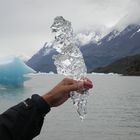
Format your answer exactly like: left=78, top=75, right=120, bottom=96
left=79, top=24, right=140, bottom=72
left=99, top=24, right=140, bottom=45
left=81, top=24, right=140, bottom=71
left=75, top=26, right=109, bottom=46
left=27, top=29, right=103, bottom=73
left=27, top=42, right=57, bottom=73
left=27, top=24, right=140, bottom=73
left=75, top=31, right=102, bottom=46
left=99, top=24, right=140, bottom=51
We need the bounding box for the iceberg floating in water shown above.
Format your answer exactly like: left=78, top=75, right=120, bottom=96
left=0, top=57, right=35, bottom=87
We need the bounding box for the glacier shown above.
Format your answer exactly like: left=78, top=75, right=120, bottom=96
left=0, top=57, right=35, bottom=87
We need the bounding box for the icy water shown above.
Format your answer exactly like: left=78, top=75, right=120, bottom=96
left=0, top=74, right=140, bottom=140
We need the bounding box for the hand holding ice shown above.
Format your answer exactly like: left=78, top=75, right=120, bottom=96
left=51, top=16, right=90, bottom=120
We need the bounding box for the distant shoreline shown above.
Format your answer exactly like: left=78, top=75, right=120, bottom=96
left=92, top=54, right=140, bottom=76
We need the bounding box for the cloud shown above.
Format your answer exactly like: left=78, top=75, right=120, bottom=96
left=126, top=0, right=140, bottom=24
left=0, top=0, right=133, bottom=35
left=114, top=0, right=140, bottom=30
left=0, top=0, right=140, bottom=58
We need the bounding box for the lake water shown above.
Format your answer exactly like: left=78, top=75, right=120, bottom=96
left=0, top=74, right=140, bottom=140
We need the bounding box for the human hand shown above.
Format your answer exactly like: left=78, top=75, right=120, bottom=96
left=42, top=78, right=93, bottom=107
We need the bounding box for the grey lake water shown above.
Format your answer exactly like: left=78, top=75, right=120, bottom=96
left=0, top=74, right=140, bottom=140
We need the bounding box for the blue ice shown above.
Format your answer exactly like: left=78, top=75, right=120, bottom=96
left=0, top=57, right=35, bottom=87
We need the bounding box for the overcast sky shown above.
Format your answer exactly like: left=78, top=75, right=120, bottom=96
left=0, top=0, right=140, bottom=59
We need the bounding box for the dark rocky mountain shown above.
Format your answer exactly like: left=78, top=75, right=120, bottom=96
left=27, top=43, right=57, bottom=73
left=80, top=43, right=112, bottom=72
left=98, top=24, right=140, bottom=59
left=27, top=24, right=140, bottom=73
left=93, top=54, right=140, bottom=76
left=81, top=24, right=140, bottom=71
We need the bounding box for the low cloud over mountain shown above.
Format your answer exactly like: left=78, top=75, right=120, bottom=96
left=27, top=23, right=140, bottom=73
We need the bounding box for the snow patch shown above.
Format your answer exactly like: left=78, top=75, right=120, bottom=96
left=43, top=42, right=53, bottom=56
left=91, top=72, right=120, bottom=76
left=75, top=31, right=102, bottom=46
left=107, top=30, right=120, bottom=41
left=130, top=28, right=140, bottom=38
left=137, top=28, right=140, bottom=33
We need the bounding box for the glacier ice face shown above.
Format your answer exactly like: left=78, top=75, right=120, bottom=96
left=51, top=16, right=89, bottom=120
left=0, top=57, right=35, bottom=87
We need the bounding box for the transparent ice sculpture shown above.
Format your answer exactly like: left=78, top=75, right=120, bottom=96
left=51, top=16, right=89, bottom=120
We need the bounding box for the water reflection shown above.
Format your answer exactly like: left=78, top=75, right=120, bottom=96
left=0, top=85, right=31, bottom=113
left=0, top=75, right=140, bottom=140
left=0, top=85, right=28, bottom=97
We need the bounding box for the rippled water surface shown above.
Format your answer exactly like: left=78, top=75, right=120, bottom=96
left=0, top=74, right=140, bottom=140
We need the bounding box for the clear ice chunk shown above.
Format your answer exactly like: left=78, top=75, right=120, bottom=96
left=0, top=57, right=35, bottom=87
left=51, top=16, right=89, bottom=120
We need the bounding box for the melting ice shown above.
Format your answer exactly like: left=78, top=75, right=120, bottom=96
left=51, top=16, right=89, bottom=120
left=0, top=57, right=35, bottom=87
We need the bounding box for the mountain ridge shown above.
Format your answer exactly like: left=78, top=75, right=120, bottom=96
left=27, top=24, right=140, bottom=73
left=93, top=54, right=140, bottom=76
